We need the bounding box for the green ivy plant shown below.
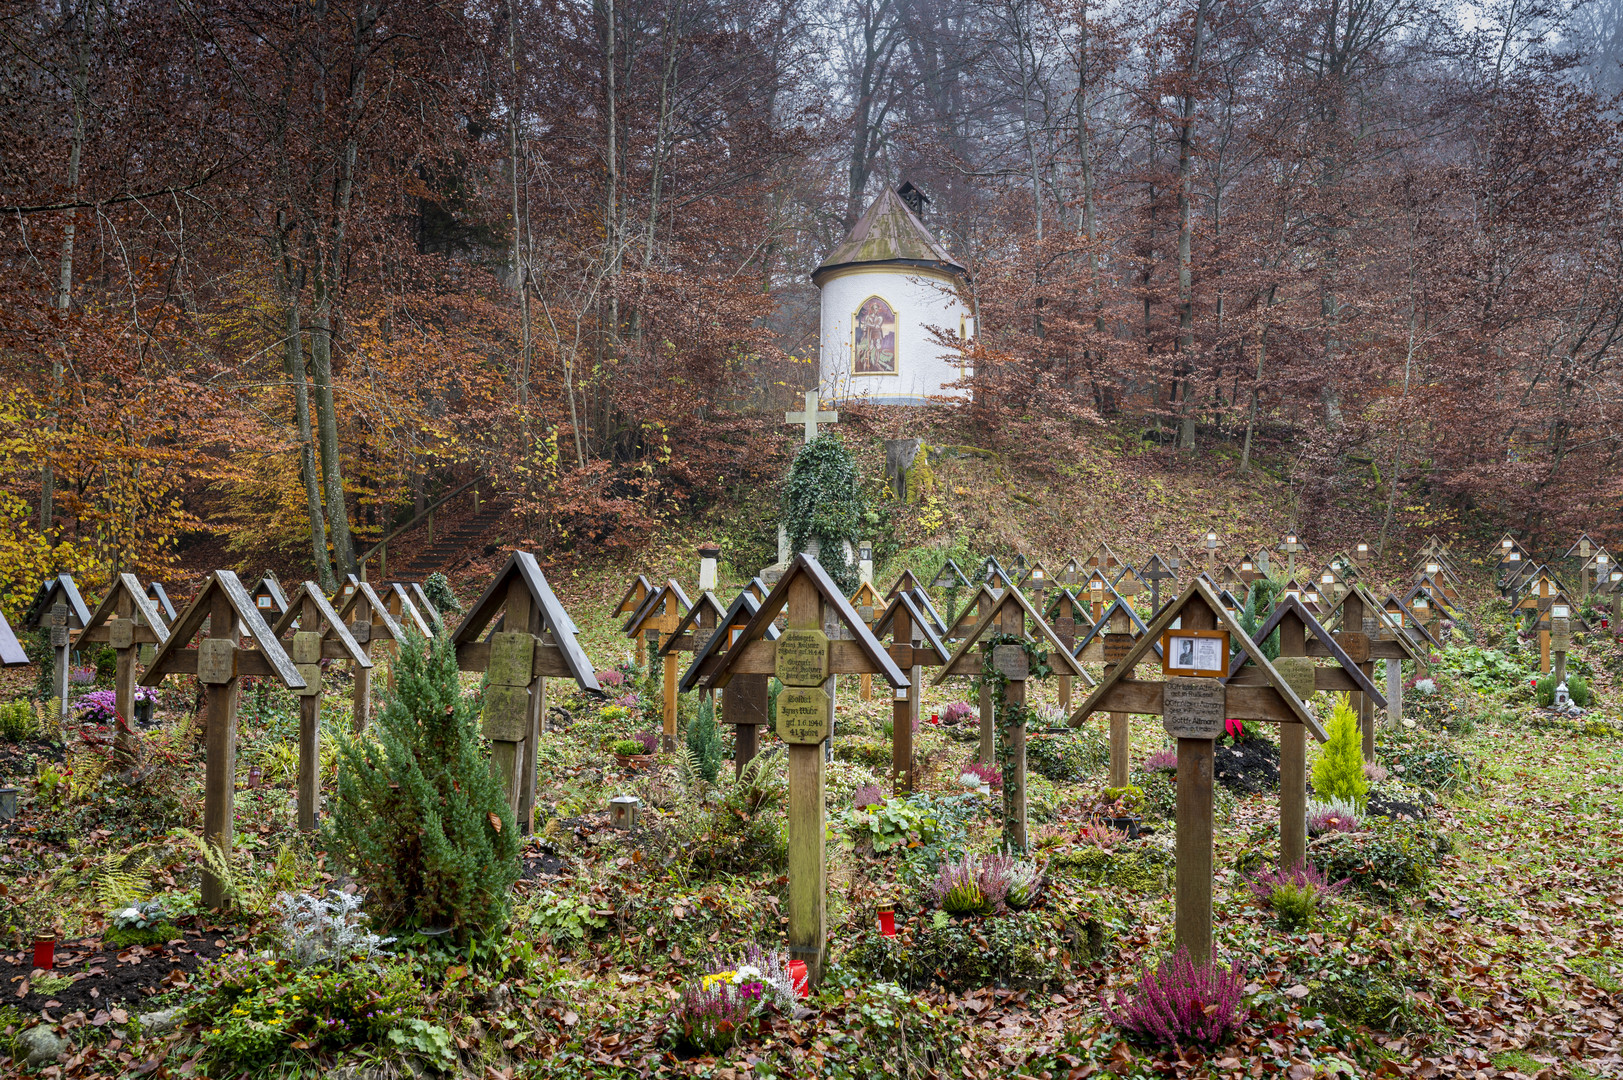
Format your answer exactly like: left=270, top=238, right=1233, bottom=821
left=978, top=632, right=1053, bottom=854
left=782, top=433, right=865, bottom=592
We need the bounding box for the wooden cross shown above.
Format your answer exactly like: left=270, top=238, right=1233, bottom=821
left=1203, top=533, right=1221, bottom=569
left=1070, top=579, right=1325, bottom=961
left=452, top=552, right=601, bottom=831
left=1073, top=598, right=1155, bottom=786
left=872, top=591, right=949, bottom=792
left=23, top=574, right=91, bottom=734
left=1324, top=583, right=1425, bottom=758
left=142, top=571, right=308, bottom=909
left=1226, top=596, right=1380, bottom=870
left=1045, top=588, right=1094, bottom=713
left=680, top=587, right=778, bottom=777
left=73, top=574, right=170, bottom=769
left=1277, top=535, right=1304, bottom=580
left=849, top=580, right=883, bottom=701
left=785, top=389, right=839, bottom=443
left=1141, top=555, right=1177, bottom=616
left=704, top=554, right=906, bottom=990
left=334, top=582, right=407, bottom=733
left=623, top=579, right=692, bottom=750
left=933, top=585, right=1089, bottom=852
left=271, top=583, right=372, bottom=831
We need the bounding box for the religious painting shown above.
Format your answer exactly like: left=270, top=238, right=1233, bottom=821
left=852, top=296, right=897, bottom=374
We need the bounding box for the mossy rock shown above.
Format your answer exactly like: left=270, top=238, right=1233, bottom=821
left=904, top=445, right=936, bottom=505
left=1048, top=844, right=1173, bottom=892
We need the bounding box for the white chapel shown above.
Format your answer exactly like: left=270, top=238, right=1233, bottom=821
left=815, top=183, right=974, bottom=405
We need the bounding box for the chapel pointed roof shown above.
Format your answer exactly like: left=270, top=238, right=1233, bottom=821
left=812, top=186, right=966, bottom=286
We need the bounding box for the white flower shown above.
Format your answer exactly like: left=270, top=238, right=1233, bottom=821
left=1402, top=718, right=1416, bottom=728
left=118, top=907, right=142, bottom=921
left=732, top=964, right=762, bottom=984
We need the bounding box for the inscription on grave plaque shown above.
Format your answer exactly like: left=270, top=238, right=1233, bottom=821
left=488, top=631, right=535, bottom=687
left=291, top=631, right=323, bottom=665
left=774, top=630, right=830, bottom=686
left=482, top=684, right=530, bottom=742
left=50, top=605, right=69, bottom=648
left=295, top=664, right=322, bottom=696
left=108, top=618, right=134, bottom=651
left=349, top=619, right=371, bottom=644
left=645, top=629, right=660, bottom=645
left=1335, top=631, right=1370, bottom=664
left=197, top=638, right=237, bottom=685
left=858, top=605, right=874, bottom=625
left=1055, top=616, right=1075, bottom=640
left=1103, top=634, right=1134, bottom=664
left=692, top=627, right=714, bottom=654
left=890, top=643, right=914, bottom=669
left=776, top=686, right=833, bottom=744
left=1271, top=655, right=1318, bottom=703
left=1162, top=677, right=1226, bottom=739
left=992, top=644, right=1029, bottom=680
left=1551, top=617, right=1571, bottom=651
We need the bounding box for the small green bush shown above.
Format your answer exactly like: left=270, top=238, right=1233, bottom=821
left=1311, top=695, right=1369, bottom=810
left=1027, top=729, right=1109, bottom=781
left=1535, top=673, right=1593, bottom=707
left=0, top=699, right=36, bottom=741
left=105, top=921, right=182, bottom=948
left=685, top=697, right=722, bottom=783
left=609, top=738, right=643, bottom=757
left=833, top=736, right=893, bottom=772
left=1048, top=844, right=1173, bottom=892
left=847, top=909, right=1074, bottom=990
left=1307, top=819, right=1450, bottom=902
left=325, top=631, right=520, bottom=942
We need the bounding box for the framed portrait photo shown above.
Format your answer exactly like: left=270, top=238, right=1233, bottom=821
left=1160, top=629, right=1229, bottom=677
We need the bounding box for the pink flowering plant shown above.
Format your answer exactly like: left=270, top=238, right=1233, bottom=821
left=939, top=700, right=976, bottom=725
left=74, top=687, right=156, bottom=725
left=1102, top=949, right=1246, bottom=1051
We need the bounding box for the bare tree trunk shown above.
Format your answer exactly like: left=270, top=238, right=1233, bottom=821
left=509, top=0, right=533, bottom=441
left=601, top=0, right=619, bottom=361
left=43, top=1, right=91, bottom=532
left=1175, top=0, right=1211, bottom=450
left=277, top=236, right=333, bottom=589
left=309, top=288, right=354, bottom=577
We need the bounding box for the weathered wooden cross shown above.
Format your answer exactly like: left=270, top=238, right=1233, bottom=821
left=74, top=574, right=170, bottom=768
left=270, top=583, right=372, bottom=831
left=1277, top=534, right=1305, bottom=580
left=704, top=554, right=905, bottom=990
left=332, top=582, right=406, bottom=732
left=23, top=574, right=90, bottom=735
left=1073, top=597, right=1155, bottom=787
left=680, top=587, right=778, bottom=777
left=872, top=590, right=949, bottom=793
left=1070, top=579, right=1324, bottom=960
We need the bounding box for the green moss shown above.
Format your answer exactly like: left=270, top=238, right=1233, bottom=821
left=1048, top=844, right=1172, bottom=892
left=833, top=737, right=893, bottom=772
left=1312, top=972, right=1418, bottom=1031
left=845, top=907, right=1096, bottom=991
left=104, top=921, right=181, bottom=948
left=903, top=445, right=936, bottom=505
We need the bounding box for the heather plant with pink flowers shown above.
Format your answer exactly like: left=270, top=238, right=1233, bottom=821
left=1142, top=746, right=1178, bottom=774
left=1247, top=863, right=1349, bottom=929
left=673, top=980, right=755, bottom=1055
left=1102, top=949, right=1246, bottom=1051
left=928, top=853, right=1016, bottom=915
left=940, top=700, right=976, bottom=725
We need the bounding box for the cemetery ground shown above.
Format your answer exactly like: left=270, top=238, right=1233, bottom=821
left=2, top=584, right=1622, bottom=1080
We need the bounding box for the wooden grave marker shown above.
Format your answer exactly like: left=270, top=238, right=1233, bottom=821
left=1225, top=596, right=1376, bottom=869
left=23, top=573, right=92, bottom=734
left=332, top=582, right=406, bottom=732
left=1322, top=582, right=1425, bottom=756
left=658, top=588, right=728, bottom=703
left=1072, top=597, right=1156, bottom=786
left=1140, top=555, right=1177, bottom=617
left=703, top=554, right=906, bottom=990
left=252, top=576, right=290, bottom=624
left=948, top=582, right=1004, bottom=764
left=1085, top=542, right=1124, bottom=577
left=613, top=575, right=653, bottom=619
left=680, top=588, right=781, bottom=776
left=1111, top=562, right=1147, bottom=601
left=1045, top=587, right=1095, bottom=712
left=1069, top=578, right=1325, bottom=961
left=623, top=579, right=691, bottom=750
left=269, top=583, right=371, bottom=830
left=1580, top=551, right=1613, bottom=599
left=849, top=579, right=883, bottom=701
left=1018, top=561, right=1053, bottom=608
left=453, top=552, right=601, bottom=830
left=872, top=590, right=950, bottom=792
left=141, top=571, right=306, bottom=909
left=1202, top=532, right=1223, bottom=570
left=74, top=574, right=170, bottom=765
left=1277, top=534, right=1306, bottom=580
left=933, top=585, right=1089, bottom=852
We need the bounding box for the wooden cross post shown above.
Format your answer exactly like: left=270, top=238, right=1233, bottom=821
left=1142, top=557, right=1176, bottom=617
left=785, top=389, right=839, bottom=443
left=1339, top=588, right=1377, bottom=761
left=453, top=552, right=601, bottom=833
left=334, top=583, right=406, bottom=735
left=1279, top=535, right=1303, bottom=581
left=1105, top=606, right=1133, bottom=788
left=1539, top=575, right=1552, bottom=674
left=1275, top=618, right=1310, bottom=871
left=976, top=591, right=996, bottom=766
left=890, top=603, right=919, bottom=793
left=273, top=584, right=371, bottom=832
left=680, top=587, right=774, bottom=778
left=1072, top=580, right=1328, bottom=962
left=706, top=555, right=906, bottom=990
left=1050, top=591, right=1081, bottom=712
left=1551, top=612, right=1570, bottom=688
left=49, top=603, right=70, bottom=733
left=73, top=575, right=169, bottom=770
left=851, top=581, right=881, bottom=703
left=1204, top=533, right=1220, bottom=570
left=25, top=575, right=91, bottom=739
left=142, top=572, right=306, bottom=909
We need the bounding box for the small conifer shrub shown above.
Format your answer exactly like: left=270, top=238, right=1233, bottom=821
left=1311, top=694, right=1369, bottom=810
left=686, top=696, right=723, bottom=783
left=325, top=632, right=520, bottom=942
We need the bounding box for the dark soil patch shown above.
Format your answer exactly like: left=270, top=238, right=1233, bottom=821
left=1213, top=734, right=1280, bottom=795
left=1367, top=791, right=1428, bottom=822
left=1, top=924, right=242, bottom=1015
left=0, top=736, right=64, bottom=782
left=520, top=842, right=566, bottom=881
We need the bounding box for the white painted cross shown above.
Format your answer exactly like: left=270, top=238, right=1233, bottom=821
left=785, top=389, right=839, bottom=444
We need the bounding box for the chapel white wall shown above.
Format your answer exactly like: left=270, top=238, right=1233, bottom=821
left=818, top=267, right=972, bottom=405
